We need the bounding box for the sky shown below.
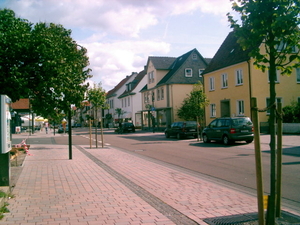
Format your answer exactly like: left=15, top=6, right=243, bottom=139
left=0, top=0, right=234, bottom=92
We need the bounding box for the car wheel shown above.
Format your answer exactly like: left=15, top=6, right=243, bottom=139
left=176, top=133, right=181, bottom=140
left=246, top=139, right=253, bottom=143
left=203, top=134, right=210, bottom=143
left=165, top=132, right=170, bottom=138
left=222, top=135, right=230, bottom=145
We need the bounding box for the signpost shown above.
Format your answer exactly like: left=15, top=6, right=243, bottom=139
left=0, top=95, right=12, bottom=186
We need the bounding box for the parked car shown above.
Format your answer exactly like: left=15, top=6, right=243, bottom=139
left=202, top=117, right=254, bottom=145
left=118, top=122, right=135, bottom=133
left=58, top=125, right=69, bottom=133
left=165, top=121, right=199, bottom=139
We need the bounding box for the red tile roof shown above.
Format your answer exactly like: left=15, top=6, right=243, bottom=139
left=11, top=99, right=30, bottom=110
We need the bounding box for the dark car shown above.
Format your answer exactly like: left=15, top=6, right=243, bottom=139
left=165, top=121, right=199, bottom=139
left=202, top=117, right=254, bottom=145
left=119, top=122, right=135, bottom=133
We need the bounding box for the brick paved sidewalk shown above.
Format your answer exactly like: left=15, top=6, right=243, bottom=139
left=2, top=143, right=300, bottom=225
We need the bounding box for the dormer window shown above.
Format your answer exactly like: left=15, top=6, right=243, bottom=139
left=185, top=68, right=193, bottom=77
left=126, top=83, right=132, bottom=91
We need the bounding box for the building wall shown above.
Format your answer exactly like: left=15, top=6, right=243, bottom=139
left=205, top=59, right=300, bottom=125
left=168, top=84, right=194, bottom=122
left=251, top=64, right=300, bottom=123
left=204, top=62, right=251, bottom=124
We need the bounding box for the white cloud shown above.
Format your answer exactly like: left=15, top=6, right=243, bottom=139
left=81, top=40, right=171, bottom=91
left=1, top=0, right=233, bottom=91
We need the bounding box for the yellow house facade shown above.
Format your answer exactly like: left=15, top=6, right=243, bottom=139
left=141, top=49, right=210, bottom=130
left=203, top=32, right=300, bottom=127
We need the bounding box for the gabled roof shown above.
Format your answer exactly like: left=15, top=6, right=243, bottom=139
left=147, top=56, right=176, bottom=70
left=157, top=48, right=209, bottom=85
left=11, top=98, right=29, bottom=110
left=202, top=32, right=252, bottom=75
left=106, top=74, right=134, bottom=98
left=118, top=69, right=146, bottom=98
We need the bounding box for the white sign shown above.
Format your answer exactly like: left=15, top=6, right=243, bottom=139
left=0, top=95, right=12, bottom=154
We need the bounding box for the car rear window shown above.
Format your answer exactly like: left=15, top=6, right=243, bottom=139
left=232, top=118, right=253, bottom=126
left=185, top=121, right=196, bottom=127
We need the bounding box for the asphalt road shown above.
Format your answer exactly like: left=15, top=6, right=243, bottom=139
left=13, top=127, right=300, bottom=210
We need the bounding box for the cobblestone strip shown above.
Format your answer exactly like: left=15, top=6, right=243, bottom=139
left=75, top=145, right=199, bottom=225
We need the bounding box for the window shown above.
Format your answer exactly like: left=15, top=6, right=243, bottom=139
left=217, top=119, right=230, bottom=127
left=276, top=41, right=287, bottom=52
left=210, top=104, right=216, bottom=117
left=157, top=89, right=160, bottom=101
left=151, top=91, right=155, bottom=102
left=236, top=69, right=243, bottom=85
left=237, top=100, right=244, bottom=116
left=192, top=53, right=197, bottom=60
left=221, top=73, right=228, bottom=88
left=144, top=93, right=148, bottom=103
left=148, top=71, right=154, bottom=83
left=199, top=69, right=204, bottom=77
left=266, top=97, right=282, bottom=114
left=109, top=99, right=114, bottom=108
left=161, top=87, right=164, bottom=100
left=128, top=97, right=130, bottom=107
left=296, top=68, right=300, bottom=83
left=126, top=83, right=132, bottom=91
left=209, top=77, right=215, bottom=91
left=185, top=68, right=193, bottom=77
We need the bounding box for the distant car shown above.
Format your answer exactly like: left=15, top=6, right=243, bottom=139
left=58, top=125, right=68, bottom=133
left=74, top=123, right=82, bottom=128
left=119, top=122, right=135, bottom=133
left=165, top=121, right=199, bottom=139
left=202, top=117, right=254, bottom=145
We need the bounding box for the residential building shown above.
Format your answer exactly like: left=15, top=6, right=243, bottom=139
left=118, top=69, right=147, bottom=128
left=140, top=48, right=210, bottom=130
left=202, top=31, right=300, bottom=127
left=104, top=73, right=137, bottom=127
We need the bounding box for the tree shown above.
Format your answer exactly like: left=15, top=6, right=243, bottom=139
left=177, top=82, right=209, bottom=135
left=86, top=83, right=107, bottom=147
left=0, top=9, right=91, bottom=119
left=227, top=0, right=300, bottom=223
left=28, top=22, right=91, bottom=118
left=115, top=108, right=126, bottom=122
left=0, top=9, right=32, bottom=101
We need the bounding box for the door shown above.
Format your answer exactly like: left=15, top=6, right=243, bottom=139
left=221, top=100, right=230, bottom=117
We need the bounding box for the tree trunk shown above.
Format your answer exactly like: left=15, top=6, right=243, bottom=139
left=267, top=49, right=277, bottom=225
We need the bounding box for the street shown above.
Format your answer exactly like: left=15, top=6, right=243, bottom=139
left=13, top=127, right=300, bottom=210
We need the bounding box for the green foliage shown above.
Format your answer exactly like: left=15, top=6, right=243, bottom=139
left=0, top=202, right=10, bottom=220
left=86, top=83, right=107, bottom=109
left=227, top=0, right=300, bottom=74
left=0, top=9, right=32, bottom=101
left=0, top=9, right=92, bottom=119
left=115, top=108, right=126, bottom=120
left=282, top=102, right=300, bottom=123
left=177, top=82, right=209, bottom=124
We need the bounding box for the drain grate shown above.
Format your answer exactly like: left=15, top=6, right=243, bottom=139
left=204, top=213, right=258, bottom=225
left=204, top=211, right=300, bottom=225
